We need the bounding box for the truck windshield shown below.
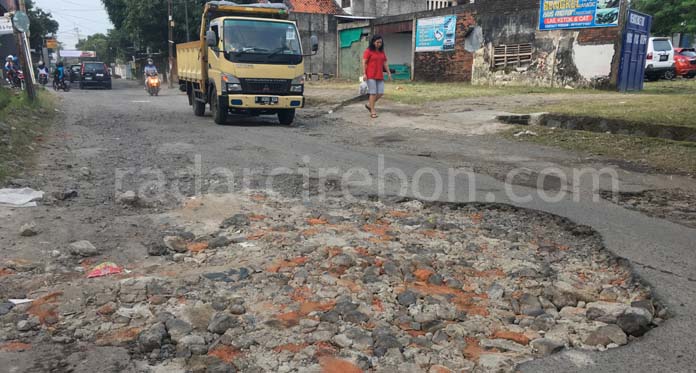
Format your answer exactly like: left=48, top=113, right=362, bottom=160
left=223, top=19, right=302, bottom=64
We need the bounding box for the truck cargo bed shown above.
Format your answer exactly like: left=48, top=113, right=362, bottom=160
left=177, top=41, right=204, bottom=82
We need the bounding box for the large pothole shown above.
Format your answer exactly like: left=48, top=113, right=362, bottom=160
left=0, top=193, right=662, bottom=372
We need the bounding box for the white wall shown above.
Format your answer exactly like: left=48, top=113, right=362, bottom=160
left=383, top=32, right=412, bottom=65
left=573, top=42, right=614, bottom=80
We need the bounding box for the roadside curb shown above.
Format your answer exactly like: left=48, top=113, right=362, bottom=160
left=497, top=113, right=696, bottom=142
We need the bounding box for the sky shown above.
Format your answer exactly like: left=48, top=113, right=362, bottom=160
left=33, top=0, right=113, bottom=49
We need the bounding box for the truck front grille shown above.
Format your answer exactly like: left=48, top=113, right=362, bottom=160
left=240, top=78, right=291, bottom=95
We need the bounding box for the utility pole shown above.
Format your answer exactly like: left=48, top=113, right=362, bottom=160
left=73, top=25, right=81, bottom=43
left=184, top=0, right=190, bottom=42
left=15, top=0, right=36, bottom=101
left=167, top=0, right=174, bottom=88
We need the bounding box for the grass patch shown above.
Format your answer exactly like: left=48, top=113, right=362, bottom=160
left=503, top=125, right=696, bottom=176
left=642, top=79, right=696, bottom=95
left=384, top=82, right=592, bottom=104
left=307, top=80, right=601, bottom=104
left=517, top=80, right=696, bottom=128
left=0, top=88, right=55, bottom=182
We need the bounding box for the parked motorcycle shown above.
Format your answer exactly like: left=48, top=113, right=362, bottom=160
left=6, top=70, right=25, bottom=90
left=52, top=77, right=70, bottom=92
left=146, top=72, right=161, bottom=96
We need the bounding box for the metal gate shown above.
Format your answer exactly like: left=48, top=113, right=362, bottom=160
left=618, top=10, right=651, bottom=92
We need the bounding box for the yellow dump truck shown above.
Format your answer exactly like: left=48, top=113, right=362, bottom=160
left=177, top=1, right=317, bottom=125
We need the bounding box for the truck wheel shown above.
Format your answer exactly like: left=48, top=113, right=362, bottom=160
left=193, top=93, right=206, bottom=116
left=278, top=109, right=295, bottom=125
left=210, top=86, right=228, bottom=125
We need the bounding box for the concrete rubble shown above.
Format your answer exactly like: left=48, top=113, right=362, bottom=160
left=0, top=193, right=662, bottom=372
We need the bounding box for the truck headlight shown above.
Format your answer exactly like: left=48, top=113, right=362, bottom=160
left=222, top=74, right=242, bottom=93
left=290, top=75, right=305, bottom=93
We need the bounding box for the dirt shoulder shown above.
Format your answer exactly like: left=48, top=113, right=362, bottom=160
left=0, top=88, right=55, bottom=181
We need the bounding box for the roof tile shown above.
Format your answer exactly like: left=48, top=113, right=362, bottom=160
left=288, top=0, right=344, bottom=14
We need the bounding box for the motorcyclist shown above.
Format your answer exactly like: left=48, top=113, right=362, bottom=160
left=37, top=61, right=49, bottom=77
left=54, top=61, right=65, bottom=85
left=36, top=61, right=49, bottom=85
left=4, top=55, right=17, bottom=84
left=143, top=58, right=158, bottom=90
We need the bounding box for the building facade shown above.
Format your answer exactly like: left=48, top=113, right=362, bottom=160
left=338, top=0, right=628, bottom=88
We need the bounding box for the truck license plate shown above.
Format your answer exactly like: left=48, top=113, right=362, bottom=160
left=255, top=96, right=279, bottom=105
left=85, top=76, right=92, bottom=80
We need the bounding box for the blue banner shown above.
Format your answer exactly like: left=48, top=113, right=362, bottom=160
left=416, top=16, right=457, bottom=52
left=539, top=0, right=620, bottom=30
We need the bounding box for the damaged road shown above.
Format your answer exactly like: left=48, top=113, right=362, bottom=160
left=1, top=81, right=695, bottom=372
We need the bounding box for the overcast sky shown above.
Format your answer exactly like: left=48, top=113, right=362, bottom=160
left=33, top=0, right=113, bottom=49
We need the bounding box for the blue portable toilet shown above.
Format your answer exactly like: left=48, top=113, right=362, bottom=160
left=618, top=10, right=652, bottom=92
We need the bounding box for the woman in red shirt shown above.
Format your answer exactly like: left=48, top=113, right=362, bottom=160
left=363, top=35, right=392, bottom=118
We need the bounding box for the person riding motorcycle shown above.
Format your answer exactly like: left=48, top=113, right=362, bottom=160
left=37, top=61, right=49, bottom=84
left=54, top=61, right=66, bottom=86
left=144, top=59, right=158, bottom=77
left=37, top=61, right=48, bottom=75
left=4, top=55, right=17, bottom=85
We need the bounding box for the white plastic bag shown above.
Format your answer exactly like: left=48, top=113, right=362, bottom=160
left=359, top=80, right=368, bottom=96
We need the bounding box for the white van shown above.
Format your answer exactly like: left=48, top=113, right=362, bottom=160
left=645, top=37, right=675, bottom=81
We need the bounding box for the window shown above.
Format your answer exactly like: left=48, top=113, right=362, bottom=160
left=341, top=0, right=351, bottom=7
left=428, top=0, right=452, bottom=10
left=652, top=39, right=672, bottom=51
left=211, top=24, right=220, bottom=45
left=492, top=43, right=533, bottom=69
left=223, top=20, right=302, bottom=65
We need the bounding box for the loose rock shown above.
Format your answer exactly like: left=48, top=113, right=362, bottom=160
left=397, top=291, right=418, bottom=307
left=116, top=190, right=138, bottom=205
left=163, top=236, right=188, bottom=253
left=208, top=313, right=237, bottom=335
left=617, top=307, right=652, bottom=337
left=585, top=324, right=628, bottom=346
left=69, top=240, right=100, bottom=257
left=518, top=294, right=544, bottom=317
left=139, top=322, right=168, bottom=352
left=530, top=338, right=565, bottom=356
left=20, top=222, right=38, bottom=237
left=165, top=318, right=193, bottom=344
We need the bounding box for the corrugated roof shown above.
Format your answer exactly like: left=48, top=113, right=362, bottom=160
left=289, top=0, right=344, bottom=14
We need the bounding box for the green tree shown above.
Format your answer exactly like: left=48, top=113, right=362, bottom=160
left=76, top=33, right=110, bottom=63
left=633, top=0, right=696, bottom=35
left=25, top=0, right=59, bottom=50
left=101, top=0, right=210, bottom=57
left=76, top=29, right=131, bottom=64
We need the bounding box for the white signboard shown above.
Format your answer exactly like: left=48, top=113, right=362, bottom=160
left=61, top=50, right=97, bottom=58
left=0, top=17, right=13, bottom=35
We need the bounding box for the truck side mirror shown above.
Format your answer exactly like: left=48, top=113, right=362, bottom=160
left=206, top=30, right=217, bottom=47
left=311, top=35, right=319, bottom=54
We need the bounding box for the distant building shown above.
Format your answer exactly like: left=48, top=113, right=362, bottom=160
left=341, top=0, right=456, bottom=17
left=0, top=1, right=20, bottom=65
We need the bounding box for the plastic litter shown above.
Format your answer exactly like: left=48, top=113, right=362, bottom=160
left=87, top=262, right=123, bottom=278
left=0, top=188, right=44, bottom=207
left=514, top=130, right=538, bottom=138
left=9, top=299, right=34, bottom=305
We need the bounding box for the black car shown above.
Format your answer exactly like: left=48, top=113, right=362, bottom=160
left=69, top=64, right=81, bottom=82
left=79, top=62, right=112, bottom=89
